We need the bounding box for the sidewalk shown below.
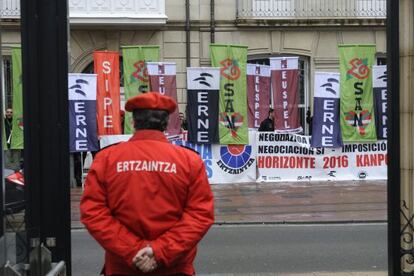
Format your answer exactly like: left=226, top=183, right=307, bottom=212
left=71, top=180, right=387, bottom=228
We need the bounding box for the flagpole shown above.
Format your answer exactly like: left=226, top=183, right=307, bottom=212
left=80, top=152, right=84, bottom=185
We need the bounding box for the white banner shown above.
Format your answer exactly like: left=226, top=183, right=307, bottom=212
left=173, top=131, right=257, bottom=184
left=257, top=133, right=387, bottom=182
left=99, top=131, right=386, bottom=183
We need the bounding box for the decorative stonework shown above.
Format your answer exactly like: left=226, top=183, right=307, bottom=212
left=0, top=0, right=20, bottom=18
left=69, top=0, right=167, bottom=25
left=0, top=0, right=167, bottom=24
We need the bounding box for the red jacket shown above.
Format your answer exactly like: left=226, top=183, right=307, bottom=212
left=80, top=130, right=214, bottom=275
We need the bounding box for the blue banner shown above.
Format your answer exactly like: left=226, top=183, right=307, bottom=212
left=373, top=65, right=387, bottom=139
left=311, top=72, right=342, bottom=148
left=187, top=68, right=220, bottom=144
left=68, top=74, right=99, bottom=152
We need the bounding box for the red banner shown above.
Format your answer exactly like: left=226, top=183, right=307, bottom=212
left=147, top=62, right=181, bottom=136
left=94, top=51, right=122, bottom=135
left=247, top=64, right=271, bottom=128
left=270, top=57, right=302, bottom=133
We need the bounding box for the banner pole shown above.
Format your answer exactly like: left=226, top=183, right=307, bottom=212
left=80, top=152, right=84, bottom=182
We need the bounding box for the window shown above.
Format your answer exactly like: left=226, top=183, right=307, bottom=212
left=248, top=55, right=310, bottom=134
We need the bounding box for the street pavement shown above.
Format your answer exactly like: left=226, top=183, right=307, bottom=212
left=71, top=180, right=387, bottom=275
left=71, top=180, right=387, bottom=228
left=72, top=224, right=387, bottom=275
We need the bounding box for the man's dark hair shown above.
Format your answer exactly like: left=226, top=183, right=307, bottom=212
left=133, top=109, right=169, bottom=131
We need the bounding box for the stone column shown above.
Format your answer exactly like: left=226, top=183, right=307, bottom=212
left=400, top=0, right=414, bottom=273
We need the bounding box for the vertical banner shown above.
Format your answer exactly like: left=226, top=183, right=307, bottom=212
left=311, top=72, right=342, bottom=148
left=187, top=67, right=220, bottom=144
left=373, top=65, right=387, bottom=139
left=247, top=64, right=271, bottom=128
left=121, top=45, right=159, bottom=134
left=210, top=44, right=248, bottom=145
left=147, top=62, right=181, bottom=136
left=94, top=51, right=121, bottom=135
left=270, top=57, right=302, bottom=133
left=68, top=74, right=99, bottom=152
left=11, top=47, right=23, bottom=149
left=339, top=45, right=377, bottom=142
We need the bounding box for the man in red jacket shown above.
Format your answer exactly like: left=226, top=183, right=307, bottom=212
left=80, top=92, right=215, bottom=275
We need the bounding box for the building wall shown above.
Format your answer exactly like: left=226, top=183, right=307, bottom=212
left=1, top=1, right=386, bottom=114
left=67, top=27, right=385, bottom=112
left=400, top=0, right=414, bottom=272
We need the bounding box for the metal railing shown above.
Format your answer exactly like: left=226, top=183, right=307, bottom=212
left=237, top=0, right=386, bottom=19
left=1, top=0, right=20, bottom=19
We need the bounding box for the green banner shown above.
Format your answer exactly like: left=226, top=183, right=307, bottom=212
left=121, top=45, right=159, bottom=134
left=210, top=44, right=248, bottom=144
left=11, top=46, right=23, bottom=149
left=339, top=45, right=377, bottom=142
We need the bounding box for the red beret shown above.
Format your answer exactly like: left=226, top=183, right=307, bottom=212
left=125, top=92, right=177, bottom=114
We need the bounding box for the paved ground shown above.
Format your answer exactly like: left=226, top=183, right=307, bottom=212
left=68, top=180, right=388, bottom=275
left=71, top=180, right=387, bottom=228
left=72, top=224, right=387, bottom=275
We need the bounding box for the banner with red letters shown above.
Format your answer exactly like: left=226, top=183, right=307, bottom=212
left=247, top=64, right=271, bottom=129
left=94, top=51, right=122, bottom=135
left=147, top=62, right=181, bottom=136
left=257, top=133, right=387, bottom=182
left=270, top=57, right=302, bottom=133
left=99, top=131, right=386, bottom=183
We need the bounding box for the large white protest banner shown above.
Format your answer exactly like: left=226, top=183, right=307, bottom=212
left=257, top=133, right=387, bottom=182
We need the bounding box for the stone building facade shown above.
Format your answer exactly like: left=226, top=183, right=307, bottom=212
left=0, top=0, right=386, bottom=185
left=1, top=0, right=386, bottom=133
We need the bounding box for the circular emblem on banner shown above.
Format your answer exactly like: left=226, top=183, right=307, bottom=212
left=220, top=145, right=252, bottom=169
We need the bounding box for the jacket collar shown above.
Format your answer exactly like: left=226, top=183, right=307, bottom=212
left=129, top=130, right=169, bottom=143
